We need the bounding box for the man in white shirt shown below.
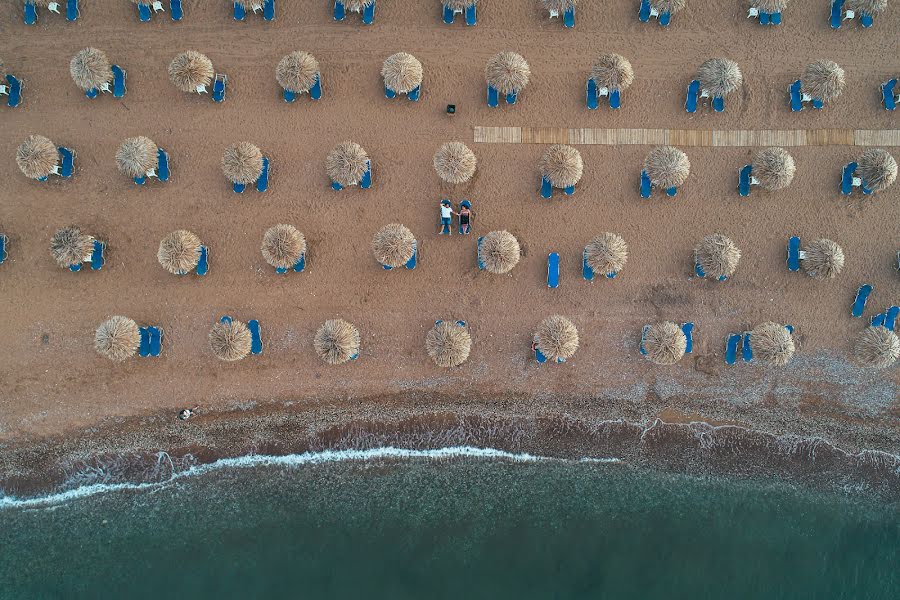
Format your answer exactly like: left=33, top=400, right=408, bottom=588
left=438, top=200, right=457, bottom=235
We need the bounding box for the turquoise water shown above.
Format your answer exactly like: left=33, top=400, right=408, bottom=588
left=2, top=456, right=898, bottom=599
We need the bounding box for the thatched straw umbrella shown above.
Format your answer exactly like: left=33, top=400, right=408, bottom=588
left=801, top=239, right=844, bottom=280
left=856, top=149, right=897, bottom=193
left=444, top=0, right=476, bottom=8
left=801, top=60, right=845, bottom=103
left=535, top=315, right=579, bottom=362
left=116, top=137, right=158, bottom=178
left=542, top=0, right=577, bottom=11
left=326, top=142, right=369, bottom=187
left=70, top=48, right=112, bottom=92
left=485, top=52, right=530, bottom=96
left=222, top=142, right=263, bottom=185
left=750, top=0, right=789, bottom=11
left=649, top=0, right=686, bottom=15
left=426, top=321, right=471, bottom=368
left=751, top=147, right=795, bottom=191
left=590, top=53, right=634, bottom=92
left=433, top=142, right=477, bottom=184
left=382, top=52, right=423, bottom=94
left=694, top=234, right=740, bottom=280
left=157, top=230, right=202, bottom=275
left=209, top=319, right=252, bottom=362
left=344, top=0, right=374, bottom=9
left=478, top=230, right=520, bottom=274
left=853, top=326, right=899, bottom=369
left=644, top=146, right=690, bottom=189
left=750, top=322, right=795, bottom=366
left=95, top=316, right=141, bottom=362
left=373, top=223, right=415, bottom=268
left=697, top=58, right=742, bottom=99
left=276, top=51, right=319, bottom=94
left=643, top=322, right=686, bottom=365
left=51, top=226, right=93, bottom=269
left=540, top=145, right=583, bottom=189
left=847, top=0, right=887, bottom=16
left=261, top=224, right=306, bottom=270
left=168, top=51, right=214, bottom=93
left=314, top=319, right=360, bottom=365
left=16, top=135, right=59, bottom=180
left=585, top=233, right=628, bottom=277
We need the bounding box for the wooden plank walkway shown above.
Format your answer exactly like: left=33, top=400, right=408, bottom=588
left=473, top=127, right=900, bottom=147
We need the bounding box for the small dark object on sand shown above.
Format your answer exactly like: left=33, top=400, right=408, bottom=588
left=447, top=104, right=456, bottom=115
left=178, top=409, right=194, bottom=420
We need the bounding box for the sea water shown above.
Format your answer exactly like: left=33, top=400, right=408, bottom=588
left=1, top=452, right=898, bottom=599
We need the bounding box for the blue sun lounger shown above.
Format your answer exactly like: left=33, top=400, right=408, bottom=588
left=157, top=148, right=170, bottom=182
left=638, top=0, right=651, bottom=22
left=564, top=183, right=574, bottom=195
left=725, top=333, right=741, bottom=365
left=170, top=0, right=183, bottom=20
left=139, top=327, right=151, bottom=357
left=443, top=4, right=456, bottom=24
left=465, top=3, right=476, bottom=24
left=263, top=0, right=274, bottom=20
left=408, top=85, right=420, bottom=102
left=639, top=325, right=650, bottom=356
left=362, top=1, right=375, bottom=24
left=535, top=346, right=548, bottom=363
left=582, top=249, right=594, bottom=281
left=384, top=84, right=396, bottom=99
left=885, top=306, right=899, bottom=330
left=871, top=312, right=885, bottom=327
left=787, top=236, right=801, bottom=272
left=90, top=240, right=105, bottom=270
left=640, top=170, right=652, bottom=198
left=789, top=80, right=803, bottom=112
left=333, top=0, right=345, bottom=20
left=609, top=89, right=621, bottom=109
left=248, top=320, right=263, bottom=354
left=659, top=11, right=672, bottom=25
left=882, top=79, right=897, bottom=111
left=233, top=2, right=245, bottom=20
left=682, top=322, right=694, bottom=353
left=830, top=0, right=844, bottom=28
left=742, top=332, right=753, bottom=362
left=138, top=2, right=151, bottom=21
left=841, top=162, right=858, bottom=195
left=860, top=12, right=874, bottom=27
left=586, top=79, right=599, bottom=110
left=738, top=164, right=753, bottom=197
left=540, top=176, right=553, bottom=199
left=852, top=284, right=872, bottom=317
left=405, top=240, right=417, bottom=269
left=24, top=1, right=37, bottom=24
left=309, top=74, right=322, bottom=100
left=360, top=161, right=372, bottom=189
left=149, top=326, right=162, bottom=357
left=506, top=91, right=518, bottom=105
left=712, top=95, right=725, bottom=112
left=5, top=75, right=23, bottom=108
left=685, top=80, right=699, bottom=113
left=58, top=147, right=75, bottom=178
left=110, top=65, right=127, bottom=98
left=212, top=74, right=227, bottom=103
left=477, top=236, right=486, bottom=270
left=66, top=0, right=78, bottom=20
left=256, top=157, right=270, bottom=192
left=0, top=234, right=7, bottom=264
left=233, top=181, right=246, bottom=193
left=487, top=85, right=499, bottom=108
left=547, top=252, right=560, bottom=288
left=197, top=246, right=209, bottom=276
left=666, top=185, right=677, bottom=197
left=563, top=7, right=574, bottom=27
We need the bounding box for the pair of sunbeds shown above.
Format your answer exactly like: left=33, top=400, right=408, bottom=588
left=334, top=1, right=375, bottom=24
left=24, top=0, right=79, bottom=24
left=442, top=3, right=476, bottom=25
left=135, top=0, right=183, bottom=22
left=830, top=0, right=876, bottom=29
left=221, top=316, right=263, bottom=354
left=685, top=80, right=726, bottom=113
left=69, top=240, right=106, bottom=272
left=233, top=0, right=275, bottom=21
left=135, top=149, right=171, bottom=185
left=724, top=325, right=794, bottom=365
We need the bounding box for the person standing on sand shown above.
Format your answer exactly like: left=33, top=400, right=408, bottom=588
left=438, top=200, right=456, bottom=235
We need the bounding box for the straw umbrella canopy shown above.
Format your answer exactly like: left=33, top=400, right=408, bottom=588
left=209, top=319, right=252, bottom=362
left=856, top=149, right=897, bottom=193
left=540, top=145, right=583, bottom=189
left=373, top=223, right=415, bottom=268
left=649, top=0, right=686, bottom=15
left=116, top=137, right=159, bottom=178
left=433, top=142, right=477, bottom=184
left=70, top=48, right=113, bottom=92
left=478, top=230, right=520, bottom=274
left=751, top=147, right=795, bottom=191
left=16, top=135, right=59, bottom=180
left=542, top=0, right=577, bottom=11
left=847, top=0, right=887, bottom=15
left=854, top=326, right=899, bottom=369
left=535, top=315, right=579, bottom=362
left=276, top=51, right=319, bottom=94
left=590, top=53, right=634, bottom=92
left=94, top=316, right=141, bottom=362
left=168, top=51, right=214, bottom=93
left=444, top=0, right=476, bottom=8
left=261, top=224, right=306, bottom=270
left=426, top=321, right=472, bottom=368
left=697, top=58, right=742, bottom=99
left=750, top=322, right=795, bottom=366
left=314, top=319, right=361, bottom=365
left=51, top=226, right=94, bottom=269
left=326, top=142, right=369, bottom=187
left=381, top=52, right=423, bottom=95
left=157, top=230, right=202, bottom=275
left=644, top=146, right=690, bottom=189
left=344, top=0, right=375, bottom=9
left=694, top=233, right=741, bottom=280
left=801, top=239, right=844, bottom=281
left=485, top=51, right=530, bottom=95
left=643, top=322, right=686, bottom=365
left=801, top=60, right=845, bottom=103
left=585, top=233, right=628, bottom=277
left=222, top=142, right=263, bottom=185
left=750, top=0, right=789, bottom=10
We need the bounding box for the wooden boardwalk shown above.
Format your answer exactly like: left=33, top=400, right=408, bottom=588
left=473, top=127, right=900, bottom=147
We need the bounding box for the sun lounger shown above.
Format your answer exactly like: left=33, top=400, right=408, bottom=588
left=640, top=170, right=652, bottom=198
left=787, top=236, right=801, bottom=272
left=535, top=346, right=548, bottom=363
left=284, top=88, right=296, bottom=102
left=408, top=85, right=420, bottom=102
left=405, top=240, right=417, bottom=269
left=487, top=85, right=499, bottom=108
left=0, top=234, right=7, bottom=264
left=738, top=164, right=753, bottom=197
left=547, top=252, right=560, bottom=288
left=682, top=322, right=694, bottom=353
left=212, top=74, right=227, bottom=103
left=5, top=75, right=23, bottom=108
left=69, top=262, right=83, bottom=272
left=310, top=74, right=322, bottom=100
left=107, top=65, right=126, bottom=98
left=564, top=184, right=575, bottom=196
left=586, top=80, right=599, bottom=110
left=248, top=320, right=263, bottom=354
left=789, top=80, right=803, bottom=112
left=90, top=240, right=105, bottom=270
left=333, top=1, right=345, bottom=20
left=233, top=181, right=245, bottom=193
left=563, top=6, right=574, bottom=27
left=264, top=0, right=275, bottom=20
left=540, top=176, right=553, bottom=199
left=477, top=236, right=485, bottom=270
left=293, top=254, right=305, bottom=273
left=871, top=312, right=886, bottom=327
left=465, top=4, right=476, bottom=25
left=506, top=91, right=518, bottom=105
left=443, top=4, right=455, bottom=24
left=639, top=325, right=650, bottom=356
left=885, top=306, right=899, bottom=330
left=360, top=160, right=372, bottom=189
left=666, top=186, right=677, bottom=197
left=609, top=89, right=621, bottom=109
left=331, top=180, right=343, bottom=191
left=638, top=0, right=651, bottom=22
left=859, top=12, right=873, bottom=27
left=156, top=148, right=170, bottom=182
left=771, top=12, right=781, bottom=24
left=24, top=1, right=37, bottom=24
left=685, top=80, right=699, bottom=113
left=582, top=248, right=594, bottom=281
left=149, top=326, right=162, bottom=357
left=233, top=2, right=245, bottom=20
left=139, top=327, right=151, bottom=357
left=725, top=333, right=741, bottom=365
left=384, top=85, right=396, bottom=99
left=256, top=157, right=270, bottom=192
left=66, top=0, right=78, bottom=20
left=85, top=87, right=99, bottom=99
left=138, top=2, right=151, bottom=21
left=830, top=0, right=844, bottom=28
left=58, top=147, right=75, bottom=178
left=742, top=332, right=753, bottom=362
left=170, top=0, right=183, bottom=20
left=712, top=96, right=725, bottom=112
left=362, top=0, right=375, bottom=24
left=197, top=245, right=209, bottom=276
left=840, top=162, right=857, bottom=195
left=882, top=79, right=897, bottom=111
left=851, top=284, right=872, bottom=318
left=659, top=11, right=671, bottom=25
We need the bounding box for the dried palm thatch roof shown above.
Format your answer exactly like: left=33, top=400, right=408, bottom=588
left=750, top=322, right=795, bottom=366
left=853, top=326, right=899, bottom=369
left=644, top=146, right=690, bottom=189
left=856, top=149, right=897, bottom=193
left=373, top=223, right=415, bottom=268
left=50, top=226, right=94, bottom=269
left=426, top=321, right=472, bottom=368
left=590, top=53, right=634, bottom=92
left=16, top=135, right=58, bottom=180
left=157, top=230, right=202, bottom=275
left=697, top=58, right=742, bottom=98
left=326, top=142, right=369, bottom=187
left=276, top=51, right=319, bottom=93
left=344, top=0, right=375, bottom=9
left=801, top=239, right=844, bottom=281
left=209, top=319, right=252, bottom=362
left=649, top=0, right=686, bottom=14
left=444, top=0, right=476, bottom=8
left=542, top=0, right=577, bottom=11
left=643, top=322, right=686, bottom=365
left=485, top=51, right=530, bottom=95
left=261, top=224, right=306, bottom=270
left=694, top=233, right=740, bottom=280
left=382, top=52, right=423, bottom=94
left=168, top=51, right=214, bottom=93
left=585, top=233, right=628, bottom=276
left=478, top=230, right=520, bottom=274
left=847, top=0, right=887, bottom=15
left=222, top=142, right=263, bottom=185
left=95, top=316, right=141, bottom=362
left=314, top=319, right=360, bottom=365
left=535, top=315, right=579, bottom=362
left=70, top=47, right=112, bottom=92
left=751, top=147, right=795, bottom=190
left=433, top=142, right=477, bottom=184
left=540, top=145, right=583, bottom=188
left=801, top=60, right=845, bottom=103
left=116, top=137, right=159, bottom=178
left=750, top=0, right=789, bottom=11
